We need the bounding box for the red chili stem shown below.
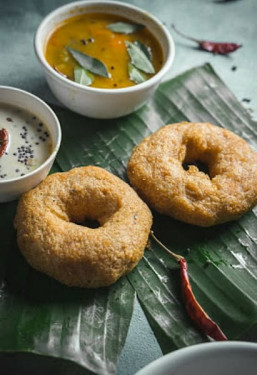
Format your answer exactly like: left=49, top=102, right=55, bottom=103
left=150, top=231, right=228, bottom=341
left=151, top=231, right=183, bottom=262
left=172, top=24, right=242, bottom=55
left=172, top=24, right=202, bottom=43
left=0, top=128, right=9, bottom=157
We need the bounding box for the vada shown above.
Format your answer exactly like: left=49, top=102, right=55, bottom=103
left=14, top=166, right=152, bottom=287
left=127, top=122, right=257, bottom=226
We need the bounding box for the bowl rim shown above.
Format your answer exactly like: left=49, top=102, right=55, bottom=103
left=135, top=341, right=257, bottom=375
left=34, top=0, right=175, bottom=94
left=0, top=85, right=62, bottom=184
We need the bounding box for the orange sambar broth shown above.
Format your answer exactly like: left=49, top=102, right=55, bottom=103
left=44, top=13, right=163, bottom=89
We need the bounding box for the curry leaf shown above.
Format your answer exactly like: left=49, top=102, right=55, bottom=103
left=67, top=47, right=109, bottom=78
left=125, top=41, right=155, bottom=74
left=107, top=22, right=144, bottom=34
left=74, top=66, right=93, bottom=86
left=128, top=63, right=147, bottom=84
left=134, top=40, right=152, bottom=61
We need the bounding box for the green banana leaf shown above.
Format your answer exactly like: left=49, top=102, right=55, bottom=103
left=1, top=63, right=257, bottom=374
left=0, top=199, right=135, bottom=375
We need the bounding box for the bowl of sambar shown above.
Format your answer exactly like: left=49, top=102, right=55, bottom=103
left=35, top=1, right=175, bottom=119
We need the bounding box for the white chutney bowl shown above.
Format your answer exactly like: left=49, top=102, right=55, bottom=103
left=0, top=86, right=61, bottom=203
left=34, top=0, right=175, bottom=119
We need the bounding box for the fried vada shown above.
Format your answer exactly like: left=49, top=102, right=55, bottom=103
left=14, top=166, right=152, bottom=288
left=127, top=122, right=257, bottom=227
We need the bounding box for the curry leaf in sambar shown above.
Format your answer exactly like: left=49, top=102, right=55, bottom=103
left=67, top=47, right=109, bottom=78
left=128, top=63, right=147, bottom=84
left=134, top=40, right=152, bottom=61
left=107, top=22, right=144, bottom=34
left=125, top=41, right=155, bottom=74
left=74, top=66, right=94, bottom=86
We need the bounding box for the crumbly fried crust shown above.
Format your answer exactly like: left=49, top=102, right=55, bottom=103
left=127, top=122, right=257, bottom=227
left=14, top=166, right=152, bottom=287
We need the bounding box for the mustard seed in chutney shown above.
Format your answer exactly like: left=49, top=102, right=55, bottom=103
left=0, top=103, right=53, bottom=180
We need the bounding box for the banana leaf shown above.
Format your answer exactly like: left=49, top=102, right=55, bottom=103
left=1, top=63, right=257, bottom=374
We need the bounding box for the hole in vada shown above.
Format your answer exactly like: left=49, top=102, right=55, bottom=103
left=182, top=143, right=212, bottom=178
left=75, top=218, right=100, bottom=229
left=182, top=160, right=210, bottom=176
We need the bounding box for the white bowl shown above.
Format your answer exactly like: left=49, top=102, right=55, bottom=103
left=135, top=342, right=257, bottom=375
left=34, top=0, right=175, bottom=119
left=0, top=86, right=61, bottom=203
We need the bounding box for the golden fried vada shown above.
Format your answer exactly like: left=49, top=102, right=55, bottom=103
left=127, top=122, right=257, bottom=227
left=14, top=166, right=152, bottom=288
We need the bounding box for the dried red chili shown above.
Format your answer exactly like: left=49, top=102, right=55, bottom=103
left=151, top=231, right=228, bottom=341
left=0, top=128, right=9, bottom=157
left=172, top=24, right=242, bottom=55
left=180, top=258, right=227, bottom=340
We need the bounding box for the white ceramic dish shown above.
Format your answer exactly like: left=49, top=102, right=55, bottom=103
left=0, top=86, right=61, bottom=203
left=135, top=342, right=257, bottom=375
left=34, top=0, right=175, bottom=119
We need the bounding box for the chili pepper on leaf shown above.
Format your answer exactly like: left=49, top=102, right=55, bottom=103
left=0, top=128, right=8, bottom=157
left=172, top=24, right=242, bottom=55
left=180, top=258, right=228, bottom=340
left=151, top=231, right=228, bottom=341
